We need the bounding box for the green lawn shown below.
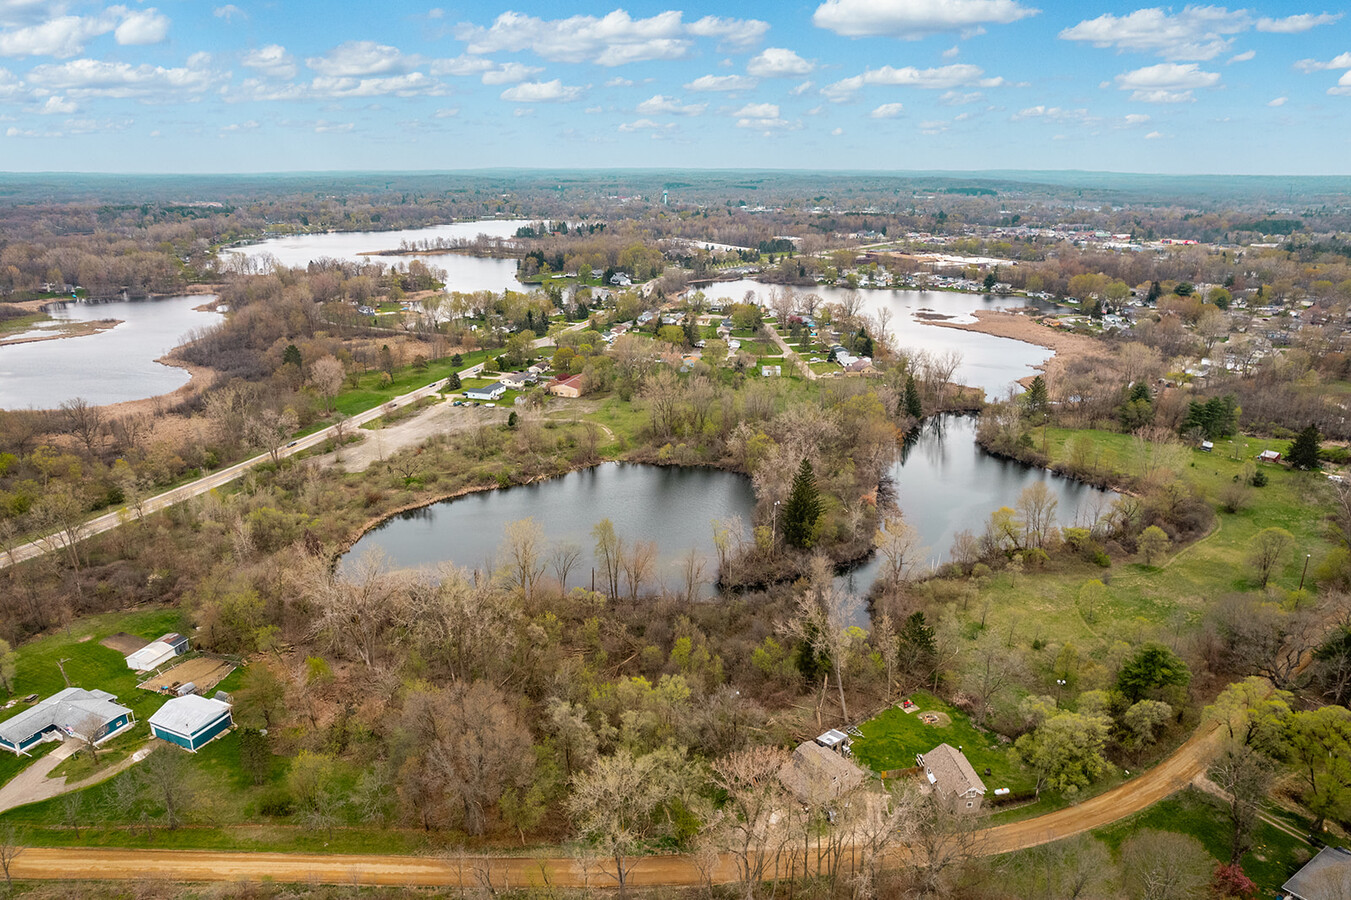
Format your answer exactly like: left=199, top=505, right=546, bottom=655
left=331, top=348, right=495, bottom=418
left=1094, top=787, right=1316, bottom=892
left=851, top=691, right=1035, bottom=794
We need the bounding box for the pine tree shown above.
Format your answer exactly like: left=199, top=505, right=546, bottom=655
left=1288, top=424, right=1322, bottom=470
left=1024, top=375, right=1049, bottom=418
left=904, top=374, right=923, bottom=419
left=781, top=458, right=823, bottom=550
left=447, top=372, right=461, bottom=390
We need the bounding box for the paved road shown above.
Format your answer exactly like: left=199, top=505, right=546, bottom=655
left=7, top=721, right=1223, bottom=888
left=0, top=364, right=484, bottom=571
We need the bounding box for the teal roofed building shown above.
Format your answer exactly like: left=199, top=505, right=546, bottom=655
left=148, top=695, right=232, bottom=752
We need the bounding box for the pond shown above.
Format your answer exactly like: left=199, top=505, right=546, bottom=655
left=229, top=220, right=533, bottom=295
left=834, top=414, right=1118, bottom=599
left=0, top=295, right=224, bottom=410
left=345, top=416, right=1116, bottom=612
left=697, top=279, right=1058, bottom=398
left=342, top=462, right=757, bottom=596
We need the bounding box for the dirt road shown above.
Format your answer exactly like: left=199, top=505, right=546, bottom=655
left=8, top=722, right=1223, bottom=888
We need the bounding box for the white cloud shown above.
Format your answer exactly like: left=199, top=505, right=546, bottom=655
left=313, top=120, right=354, bottom=133
left=942, top=45, right=960, bottom=59
left=1332, top=70, right=1351, bottom=96
left=747, top=47, right=814, bottom=78
left=500, top=79, right=583, bottom=102
left=428, top=8, right=445, bottom=19
left=636, top=93, right=705, bottom=115
left=823, top=63, right=1002, bottom=100
left=1227, top=50, right=1255, bottom=63
left=242, top=44, right=296, bottom=80
left=1060, top=7, right=1248, bottom=60
left=1256, top=12, right=1340, bottom=33
left=870, top=102, right=905, bottom=118
left=1115, top=62, right=1220, bottom=103
left=0, top=14, right=116, bottom=58
left=919, top=119, right=949, bottom=133
left=1123, top=112, right=1151, bottom=124
left=790, top=81, right=814, bottom=96
left=39, top=94, right=75, bottom=113
left=605, top=76, right=634, bottom=87
left=813, top=0, right=1038, bottom=39
left=433, top=107, right=459, bottom=117
left=1294, top=52, right=1351, bottom=72
left=310, top=72, right=442, bottom=98
left=213, top=5, right=246, bottom=22
left=684, top=73, right=756, bottom=91
left=115, top=8, right=169, bottom=46
left=481, top=62, right=541, bottom=85
left=456, top=10, right=766, bottom=67
left=1013, top=105, right=1095, bottom=124
left=220, top=119, right=259, bottom=132
left=1267, top=96, right=1288, bottom=106
left=940, top=89, right=984, bottom=104
left=26, top=57, right=221, bottom=99
left=429, top=55, right=494, bottom=76
left=1145, top=130, right=1163, bottom=139
left=618, top=117, right=675, bottom=131
left=307, top=41, right=409, bottom=78
left=831, top=126, right=843, bottom=135
left=732, top=101, right=779, bottom=118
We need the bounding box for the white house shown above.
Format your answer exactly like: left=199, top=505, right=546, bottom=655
left=464, top=384, right=506, bottom=402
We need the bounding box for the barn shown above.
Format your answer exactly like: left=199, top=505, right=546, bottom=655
left=125, top=632, right=190, bottom=672
left=148, top=694, right=233, bottom=752
left=0, top=688, right=134, bottom=755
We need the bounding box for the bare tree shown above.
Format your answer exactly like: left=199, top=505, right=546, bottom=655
left=710, top=746, right=791, bottom=899
left=908, top=790, right=984, bottom=899
left=621, top=540, right=658, bottom=602
left=140, top=746, right=192, bottom=831
left=246, top=407, right=299, bottom=464
left=875, top=515, right=924, bottom=585
left=0, top=826, right=22, bottom=891
left=307, top=550, right=408, bottom=668
left=1017, top=482, right=1059, bottom=550
left=1120, top=829, right=1211, bottom=900
left=309, top=354, right=346, bottom=412
left=60, top=397, right=103, bottom=456
left=500, top=517, right=547, bottom=602
left=1208, top=740, right=1273, bottom=863
left=677, top=548, right=707, bottom=604
left=549, top=540, right=582, bottom=595
left=593, top=519, right=624, bottom=599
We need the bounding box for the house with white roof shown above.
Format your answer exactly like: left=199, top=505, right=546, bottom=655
left=0, top=688, right=135, bottom=755
left=149, top=694, right=233, bottom=752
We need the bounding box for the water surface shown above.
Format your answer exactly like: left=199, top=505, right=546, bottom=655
left=0, top=295, right=223, bottom=409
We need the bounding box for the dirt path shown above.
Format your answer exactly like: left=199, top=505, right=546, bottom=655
left=7, top=721, right=1224, bottom=888
left=765, top=326, right=817, bottom=380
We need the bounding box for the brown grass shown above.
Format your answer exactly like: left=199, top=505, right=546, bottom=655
left=137, top=657, right=235, bottom=694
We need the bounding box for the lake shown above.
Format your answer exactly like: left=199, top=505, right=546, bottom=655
left=229, top=220, right=532, bottom=295
left=344, top=416, right=1116, bottom=612
left=0, top=295, right=223, bottom=410
left=697, top=279, right=1056, bottom=398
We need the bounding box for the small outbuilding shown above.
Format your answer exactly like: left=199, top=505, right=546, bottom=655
left=1282, top=846, right=1351, bottom=900
left=917, top=742, right=987, bottom=813
left=1258, top=449, right=1282, bottom=463
left=0, top=688, right=135, bottom=755
left=125, top=632, right=189, bottom=672
left=149, top=694, right=233, bottom=752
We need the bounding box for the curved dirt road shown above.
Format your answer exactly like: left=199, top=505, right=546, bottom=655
left=10, top=721, right=1223, bottom=888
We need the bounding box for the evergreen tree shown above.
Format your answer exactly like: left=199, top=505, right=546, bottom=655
left=897, top=611, right=937, bottom=677
left=451, top=353, right=463, bottom=366
left=983, top=272, right=998, bottom=292
left=1288, top=424, right=1322, bottom=470
left=781, top=458, right=823, bottom=550
left=1146, top=281, right=1162, bottom=304
left=1024, top=375, right=1049, bottom=419
left=856, top=328, right=874, bottom=358
left=447, top=371, right=461, bottom=390
left=282, top=343, right=303, bottom=372
left=904, top=374, right=923, bottom=419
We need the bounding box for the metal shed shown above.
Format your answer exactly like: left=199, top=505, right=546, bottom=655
left=148, top=695, right=232, bottom=752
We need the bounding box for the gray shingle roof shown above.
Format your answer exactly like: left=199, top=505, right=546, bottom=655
left=149, top=695, right=231, bottom=737
left=778, top=741, right=867, bottom=804
left=0, top=688, right=130, bottom=745
left=1283, top=847, right=1351, bottom=900
left=920, top=743, right=987, bottom=798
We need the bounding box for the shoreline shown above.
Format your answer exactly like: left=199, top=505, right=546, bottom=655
left=922, top=309, right=1101, bottom=388
left=0, top=318, right=121, bottom=347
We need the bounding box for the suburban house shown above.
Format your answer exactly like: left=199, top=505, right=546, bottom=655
left=500, top=371, right=537, bottom=390
left=149, top=694, right=233, bottom=752
left=778, top=739, right=867, bottom=804
left=761, top=365, right=781, bottom=377
left=464, top=383, right=506, bottom=402
left=917, top=743, right=987, bottom=813
left=548, top=374, right=584, bottom=399
left=125, top=632, right=190, bottom=672
left=0, top=688, right=135, bottom=755
left=1282, top=846, right=1351, bottom=899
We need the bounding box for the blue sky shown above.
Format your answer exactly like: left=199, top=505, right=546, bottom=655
left=1, top=0, right=1349, bottom=175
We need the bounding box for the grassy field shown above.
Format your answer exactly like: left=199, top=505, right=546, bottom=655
left=851, top=691, right=1036, bottom=794
left=1094, top=788, right=1315, bottom=892
left=331, top=348, right=495, bottom=417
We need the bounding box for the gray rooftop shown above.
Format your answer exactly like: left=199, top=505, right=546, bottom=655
left=921, top=743, right=987, bottom=798
left=0, top=688, right=130, bottom=745
left=1283, top=847, right=1351, bottom=900
left=149, top=694, right=231, bottom=737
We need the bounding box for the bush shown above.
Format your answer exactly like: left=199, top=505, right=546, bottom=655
left=257, top=787, right=294, bottom=817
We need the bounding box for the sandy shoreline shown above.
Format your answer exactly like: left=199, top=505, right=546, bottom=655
left=922, top=310, right=1103, bottom=388
left=0, top=318, right=121, bottom=347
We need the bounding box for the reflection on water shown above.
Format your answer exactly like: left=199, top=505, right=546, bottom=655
left=0, top=295, right=223, bottom=410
